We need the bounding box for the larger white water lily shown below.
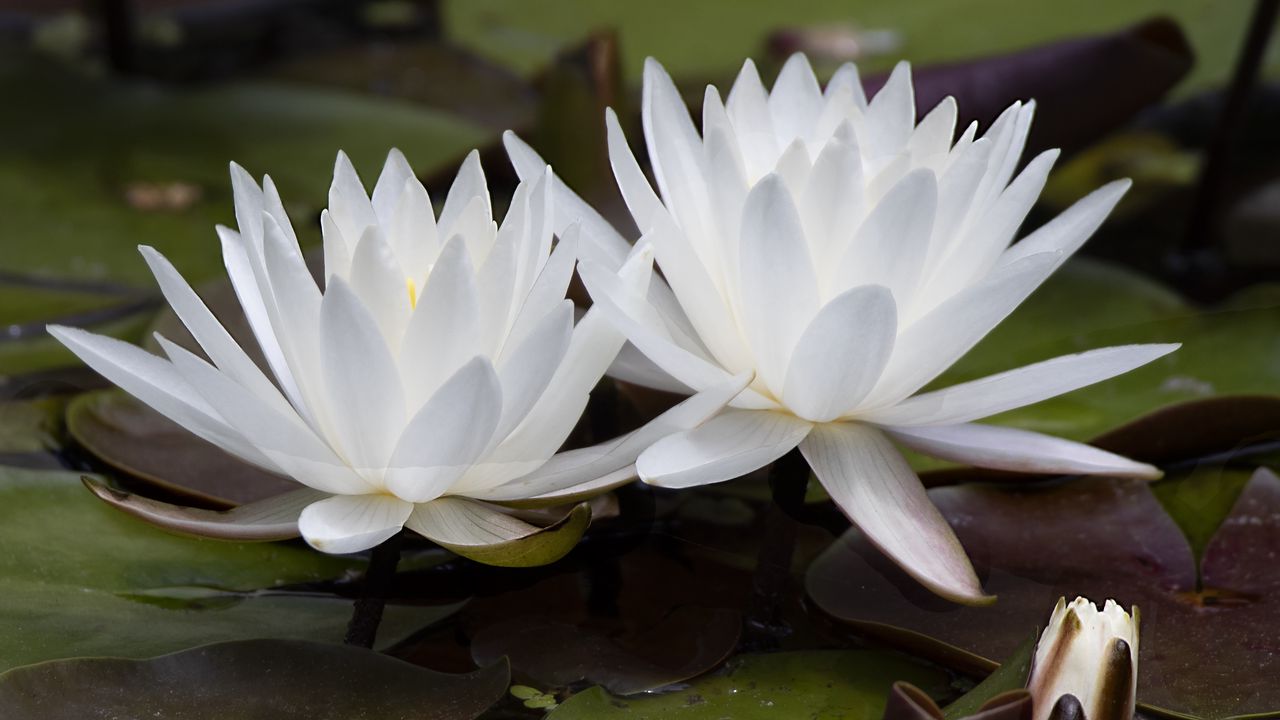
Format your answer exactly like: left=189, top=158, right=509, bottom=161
left=505, top=54, right=1178, bottom=602
left=50, top=149, right=745, bottom=558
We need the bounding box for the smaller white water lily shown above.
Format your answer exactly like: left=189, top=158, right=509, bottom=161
left=51, top=149, right=745, bottom=560
left=504, top=54, right=1177, bottom=601
left=1029, top=597, right=1140, bottom=720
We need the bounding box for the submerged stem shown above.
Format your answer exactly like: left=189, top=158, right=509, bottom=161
left=343, top=532, right=404, bottom=649
left=740, top=448, right=809, bottom=650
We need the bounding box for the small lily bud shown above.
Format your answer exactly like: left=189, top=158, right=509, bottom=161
left=1028, top=597, right=1139, bottom=720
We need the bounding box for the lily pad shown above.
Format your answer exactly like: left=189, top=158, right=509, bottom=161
left=547, top=650, right=951, bottom=719
left=67, top=389, right=297, bottom=506
left=0, top=466, right=455, bottom=670
left=0, top=398, right=64, bottom=455
left=471, top=605, right=741, bottom=694
left=806, top=468, right=1280, bottom=719
left=0, top=639, right=508, bottom=720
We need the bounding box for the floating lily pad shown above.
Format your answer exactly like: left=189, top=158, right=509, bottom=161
left=67, top=389, right=297, bottom=507
left=547, top=650, right=951, bottom=719
left=0, top=639, right=508, bottom=720
left=471, top=605, right=741, bottom=694
left=0, top=466, right=456, bottom=670
left=806, top=469, right=1280, bottom=719
left=0, top=398, right=64, bottom=455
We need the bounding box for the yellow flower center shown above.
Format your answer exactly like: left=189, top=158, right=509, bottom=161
left=407, top=278, right=419, bottom=309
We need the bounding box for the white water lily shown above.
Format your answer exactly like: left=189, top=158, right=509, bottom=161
left=504, top=54, right=1178, bottom=602
left=1028, top=597, right=1140, bottom=720
left=50, top=149, right=745, bottom=557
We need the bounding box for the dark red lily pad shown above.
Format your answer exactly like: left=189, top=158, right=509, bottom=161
left=471, top=605, right=740, bottom=695
left=66, top=389, right=297, bottom=507
left=806, top=469, right=1280, bottom=719
left=0, top=639, right=508, bottom=720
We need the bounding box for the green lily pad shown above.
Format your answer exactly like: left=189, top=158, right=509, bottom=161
left=67, top=389, right=298, bottom=507
left=0, top=398, right=64, bottom=455
left=0, top=639, right=508, bottom=720
left=806, top=468, right=1280, bottom=719
left=0, top=466, right=455, bottom=670
left=547, top=650, right=950, bottom=719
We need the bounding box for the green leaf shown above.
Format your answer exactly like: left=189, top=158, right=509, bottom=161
left=0, top=467, right=454, bottom=670
left=547, top=650, right=950, bottom=719
left=0, top=639, right=508, bottom=720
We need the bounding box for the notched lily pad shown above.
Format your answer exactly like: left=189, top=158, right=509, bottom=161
left=547, top=650, right=951, bottom=719
left=0, top=639, right=508, bottom=720
left=806, top=469, right=1280, bottom=719
left=67, top=389, right=298, bottom=506
left=471, top=605, right=741, bottom=695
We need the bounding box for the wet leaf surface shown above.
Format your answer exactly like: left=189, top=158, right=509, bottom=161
left=806, top=469, right=1280, bottom=719
left=67, top=389, right=297, bottom=506
left=546, top=650, right=951, bottom=719
left=0, top=639, right=508, bottom=720
left=0, top=466, right=456, bottom=670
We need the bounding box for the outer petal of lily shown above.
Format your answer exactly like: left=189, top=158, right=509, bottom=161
left=862, top=252, right=1059, bottom=408
left=502, top=130, right=632, bottom=269
left=885, top=423, right=1162, bottom=479
left=800, top=422, right=992, bottom=605
left=298, top=493, right=413, bottom=554
left=783, top=285, right=896, bottom=422
left=493, top=301, right=573, bottom=441
left=386, top=357, right=503, bottom=503
left=406, top=497, right=588, bottom=567
left=477, top=371, right=752, bottom=502
left=606, top=108, right=667, bottom=233
left=638, top=409, right=813, bottom=489
left=864, top=344, right=1180, bottom=426
left=437, top=150, right=491, bottom=240
left=607, top=341, right=694, bottom=394
left=999, top=179, right=1131, bottom=266
left=46, top=325, right=271, bottom=470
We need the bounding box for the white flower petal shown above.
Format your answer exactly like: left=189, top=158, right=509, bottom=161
left=802, top=134, right=863, bottom=268
left=503, top=130, right=632, bottom=270
left=298, top=494, right=413, bottom=554
left=739, top=174, right=819, bottom=395
left=606, top=107, right=666, bottom=234
left=726, top=59, right=779, bottom=180
left=863, top=61, right=915, bottom=165
left=347, top=227, right=410, bottom=349
left=606, top=341, right=692, bottom=394
left=494, top=300, right=574, bottom=441
left=329, top=151, right=377, bottom=243
left=371, top=148, right=415, bottom=226
left=784, top=285, right=897, bottom=422
left=885, top=423, right=1162, bottom=478
left=1000, top=179, right=1132, bottom=266
left=406, top=497, right=541, bottom=547
left=437, top=149, right=491, bottom=240
left=865, top=344, right=1180, bottom=426
left=638, top=409, right=813, bottom=489
left=319, top=277, right=406, bottom=476
left=769, top=53, right=824, bottom=144
left=386, top=357, right=503, bottom=503
left=400, top=236, right=482, bottom=411
left=835, top=168, right=937, bottom=300
left=478, top=371, right=752, bottom=502
left=800, top=422, right=990, bottom=604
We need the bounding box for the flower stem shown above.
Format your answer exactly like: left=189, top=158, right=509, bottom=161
left=343, top=532, right=404, bottom=649
left=740, top=448, right=808, bottom=650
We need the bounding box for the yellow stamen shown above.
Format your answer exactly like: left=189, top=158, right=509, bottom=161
left=406, top=278, right=419, bottom=309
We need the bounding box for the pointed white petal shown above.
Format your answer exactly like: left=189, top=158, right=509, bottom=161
left=836, top=168, right=937, bottom=300
left=400, top=236, right=482, bottom=411
left=406, top=496, right=542, bottom=547
left=390, top=177, right=438, bottom=279
left=802, top=135, right=863, bottom=267
left=885, top=423, right=1162, bottom=478
left=864, top=61, right=915, bottom=164
left=229, top=162, right=265, bottom=249
left=910, top=96, right=958, bottom=165
left=494, top=300, right=574, bottom=441
left=503, top=130, right=632, bottom=270
left=347, top=228, right=411, bottom=348
left=319, top=277, right=406, bottom=476
left=863, top=252, right=1060, bottom=408
left=826, top=62, right=868, bottom=108
left=329, top=151, right=378, bottom=242
left=386, top=357, right=503, bottom=503
left=156, top=334, right=368, bottom=495
left=739, top=175, right=819, bottom=394
left=371, top=148, right=415, bottom=226
left=505, top=223, right=579, bottom=352
left=606, top=107, right=667, bottom=234
left=638, top=409, right=813, bottom=489
left=1000, top=180, right=1132, bottom=266
left=480, top=372, right=752, bottom=502
left=769, top=53, right=824, bottom=143
left=866, top=344, right=1180, bottom=426
left=320, top=209, right=353, bottom=282
left=606, top=341, right=692, bottom=394
left=725, top=59, right=780, bottom=180
left=800, top=422, right=990, bottom=604
left=298, top=494, right=412, bottom=554
left=784, top=286, right=897, bottom=422
left=437, top=150, right=491, bottom=240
